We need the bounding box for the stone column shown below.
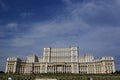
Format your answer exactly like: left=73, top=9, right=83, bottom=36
left=112, top=61, right=115, bottom=73
left=5, top=61, right=8, bottom=73
left=101, top=61, right=105, bottom=73
left=71, top=63, right=79, bottom=74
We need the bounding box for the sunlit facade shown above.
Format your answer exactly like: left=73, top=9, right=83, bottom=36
left=5, top=46, right=115, bottom=74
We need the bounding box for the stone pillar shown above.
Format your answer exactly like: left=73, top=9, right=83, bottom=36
left=71, top=63, right=79, bottom=74
left=93, top=64, right=96, bottom=74
left=101, top=61, right=106, bottom=73
left=45, top=63, right=47, bottom=73
left=5, top=61, right=8, bottom=73
left=13, top=62, right=17, bottom=73
left=112, top=61, right=115, bottom=73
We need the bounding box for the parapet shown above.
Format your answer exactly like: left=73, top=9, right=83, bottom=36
left=7, top=57, right=19, bottom=61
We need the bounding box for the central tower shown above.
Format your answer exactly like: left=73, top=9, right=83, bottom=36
left=43, top=46, right=79, bottom=73
left=43, top=46, right=78, bottom=63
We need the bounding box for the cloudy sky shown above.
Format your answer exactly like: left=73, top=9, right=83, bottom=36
left=0, top=0, right=120, bottom=71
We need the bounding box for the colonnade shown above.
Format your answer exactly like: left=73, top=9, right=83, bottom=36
left=47, top=64, right=71, bottom=73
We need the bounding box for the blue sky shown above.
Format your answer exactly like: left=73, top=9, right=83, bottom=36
left=0, top=0, right=120, bottom=71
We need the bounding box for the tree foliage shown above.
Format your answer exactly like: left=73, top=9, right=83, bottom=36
left=0, top=73, right=120, bottom=80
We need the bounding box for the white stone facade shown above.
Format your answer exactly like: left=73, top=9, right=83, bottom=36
left=5, top=47, right=115, bottom=74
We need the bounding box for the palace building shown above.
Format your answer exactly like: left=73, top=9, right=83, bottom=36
left=5, top=46, right=115, bottom=74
